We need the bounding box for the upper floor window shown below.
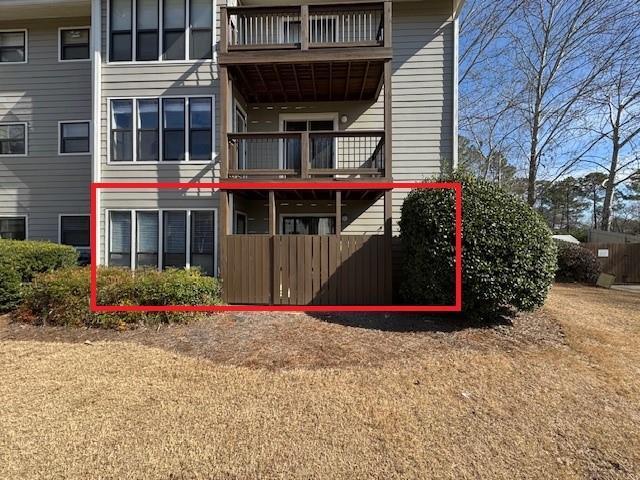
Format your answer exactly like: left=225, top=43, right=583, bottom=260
left=0, top=123, right=27, bottom=156
left=59, top=121, right=91, bottom=154
left=109, top=96, right=213, bottom=162
left=59, top=27, right=90, bottom=61
left=109, top=0, right=213, bottom=62
left=0, top=30, right=26, bottom=63
left=0, top=217, right=26, bottom=240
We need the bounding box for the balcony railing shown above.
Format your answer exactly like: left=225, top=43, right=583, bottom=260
left=221, top=2, right=390, bottom=52
left=227, top=130, right=385, bottom=179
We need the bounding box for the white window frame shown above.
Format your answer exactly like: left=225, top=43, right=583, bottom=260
left=58, top=214, right=91, bottom=262
left=105, top=208, right=217, bottom=275
left=58, top=120, right=92, bottom=156
left=107, top=95, right=215, bottom=164
left=278, top=112, right=339, bottom=169
left=0, top=122, right=28, bottom=157
left=58, top=26, right=91, bottom=62
left=106, top=0, right=216, bottom=64
left=0, top=29, right=28, bottom=64
left=234, top=210, right=248, bottom=234
left=278, top=212, right=337, bottom=235
left=0, top=215, right=28, bottom=240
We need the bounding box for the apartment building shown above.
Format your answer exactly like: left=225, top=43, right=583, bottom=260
left=0, top=0, right=462, bottom=305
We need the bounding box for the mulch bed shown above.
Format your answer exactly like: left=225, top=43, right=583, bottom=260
left=0, top=307, right=565, bottom=370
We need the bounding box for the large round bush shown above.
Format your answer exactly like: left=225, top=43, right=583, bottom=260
left=399, top=172, right=557, bottom=319
left=555, top=241, right=600, bottom=284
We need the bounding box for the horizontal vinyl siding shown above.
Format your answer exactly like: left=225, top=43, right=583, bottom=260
left=99, top=190, right=219, bottom=265
left=99, top=0, right=220, bottom=184
left=0, top=17, right=92, bottom=242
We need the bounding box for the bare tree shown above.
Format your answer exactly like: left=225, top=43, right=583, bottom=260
left=586, top=11, right=640, bottom=230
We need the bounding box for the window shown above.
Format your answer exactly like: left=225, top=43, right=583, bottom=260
left=110, top=96, right=212, bottom=162
left=110, top=0, right=133, bottom=61
left=162, top=98, right=185, bottom=161
left=59, top=28, right=90, bottom=61
left=107, top=209, right=216, bottom=273
left=137, top=0, right=158, bottom=60
left=0, top=123, right=26, bottom=156
left=163, top=0, right=186, bottom=60
left=60, top=215, right=90, bottom=264
left=234, top=211, right=247, bottom=234
left=282, top=216, right=336, bottom=235
left=59, top=121, right=90, bottom=154
left=111, top=100, right=133, bottom=161
left=137, top=99, right=159, bottom=160
left=163, top=210, right=186, bottom=268
left=0, top=217, right=26, bottom=240
left=109, top=0, right=213, bottom=62
left=189, top=97, right=211, bottom=160
left=109, top=211, right=132, bottom=267
left=136, top=211, right=159, bottom=267
left=190, top=0, right=212, bottom=59
left=191, top=210, right=214, bottom=275
left=0, top=31, right=26, bottom=63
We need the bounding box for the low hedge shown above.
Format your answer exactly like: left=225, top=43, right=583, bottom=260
left=0, top=239, right=78, bottom=311
left=17, top=267, right=222, bottom=329
left=555, top=241, right=601, bottom=284
left=399, top=171, right=557, bottom=320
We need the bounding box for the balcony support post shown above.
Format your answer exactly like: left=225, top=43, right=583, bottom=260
left=269, top=190, right=276, bottom=235
left=383, top=189, right=393, bottom=303
left=383, top=1, right=392, bottom=49
left=336, top=191, right=342, bottom=235
left=220, top=66, right=230, bottom=179
left=220, top=6, right=228, bottom=54
left=301, top=4, right=309, bottom=50
left=301, top=131, right=310, bottom=178
left=384, top=60, right=392, bottom=179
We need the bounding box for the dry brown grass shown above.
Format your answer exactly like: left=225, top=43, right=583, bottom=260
left=0, top=284, right=639, bottom=479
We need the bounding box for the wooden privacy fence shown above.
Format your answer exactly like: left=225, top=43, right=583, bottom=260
left=583, top=243, right=640, bottom=284
left=222, top=235, right=392, bottom=305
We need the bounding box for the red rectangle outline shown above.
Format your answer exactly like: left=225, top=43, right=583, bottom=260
left=90, top=181, right=462, bottom=312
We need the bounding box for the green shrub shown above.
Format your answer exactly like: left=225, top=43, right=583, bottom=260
left=0, top=239, right=78, bottom=311
left=399, top=172, right=557, bottom=319
left=17, top=267, right=222, bottom=329
left=555, top=241, right=601, bottom=284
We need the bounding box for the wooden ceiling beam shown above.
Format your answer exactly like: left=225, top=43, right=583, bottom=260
left=272, top=64, right=288, bottom=102
left=254, top=65, right=272, bottom=102
left=359, top=61, right=370, bottom=101
left=292, top=64, right=303, bottom=101
left=344, top=62, right=351, bottom=101
left=311, top=64, right=318, bottom=101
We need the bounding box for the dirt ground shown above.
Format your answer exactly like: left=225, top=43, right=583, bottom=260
left=0, top=284, right=638, bottom=479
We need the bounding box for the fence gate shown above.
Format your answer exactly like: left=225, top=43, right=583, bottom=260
left=583, top=243, right=640, bottom=284
left=223, top=235, right=392, bottom=305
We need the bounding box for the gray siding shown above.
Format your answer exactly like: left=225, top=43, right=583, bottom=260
left=98, top=0, right=220, bottom=262
left=0, top=17, right=92, bottom=241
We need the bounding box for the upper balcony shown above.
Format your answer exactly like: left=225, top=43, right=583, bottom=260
left=219, top=1, right=392, bottom=66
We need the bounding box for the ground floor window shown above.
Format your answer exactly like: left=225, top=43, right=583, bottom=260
left=108, top=209, right=216, bottom=274
left=282, top=216, right=336, bottom=235
left=60, top=215, right=90, bottom=264
left=0, top=216, right=26, bottom=240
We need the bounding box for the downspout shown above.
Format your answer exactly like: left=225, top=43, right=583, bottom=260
left=452, top=0, right=460, bottom=171
left=91, top=0, right=102, bottom=264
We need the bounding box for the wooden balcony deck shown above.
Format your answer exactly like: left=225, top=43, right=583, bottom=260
left=226, top=130, right=386, bottom=180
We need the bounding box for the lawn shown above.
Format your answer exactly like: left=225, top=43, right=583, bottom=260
left=0, top=284, right=639, bottom=479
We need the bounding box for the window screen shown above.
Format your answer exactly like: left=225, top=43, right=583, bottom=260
left=0, top=217, right=26, bottom=240
left=136, top=211, right=159, bottom=267
left=0, top=124, right=26, bottom=155
left=0, top=31, right=25, bottom=62
left=137, top=0, right=158, bottom=60
left=111, top=100, right=133, bottom=161
left=189, top=98, right=211, bottom=160
left=163, top=211, right=186, bottom=268
left=60, top=122, right=90, bottom=154
left=190, top=0, right=212, bottom=59
left=109, top=211, right=131, bottom=267
left=110, top=0, right=132, bottom=61
left=137, top=99, right=159, bottom=160
left=162, top=98, right=185, bottom=160
left=163, top=0, right=185, bottom=60
left=61, top=216, right=90, bottom=247
left=61, top=28, right=89, bottom=60
left=191, top=211, right=214, bottom=275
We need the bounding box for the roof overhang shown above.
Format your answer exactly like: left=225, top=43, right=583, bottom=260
left=0, top=0, right=90, bottom=20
